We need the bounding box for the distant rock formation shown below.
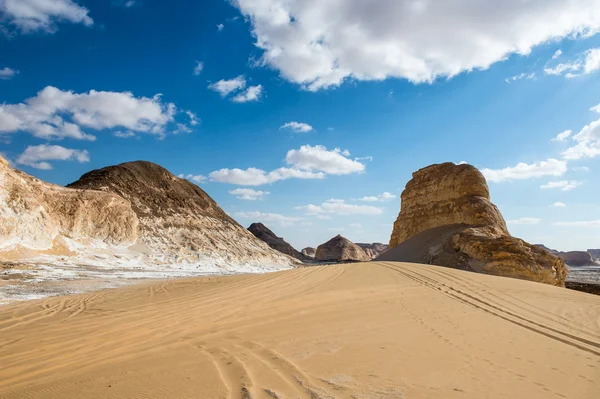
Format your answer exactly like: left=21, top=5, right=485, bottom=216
left=248, top=223, right=308, bottom=261
left=316, top=235, right=371, bottom=262
left=381, top=163, right=567, bottom=286
left=534, top=245, right=598, bottom=266
left=356, top=243, right=389, bottom=259
left=0, top=156, right=295, bottom=271
left=588, top=249, right=600, bottom=261
left=301, top=247, right=316, bottom=258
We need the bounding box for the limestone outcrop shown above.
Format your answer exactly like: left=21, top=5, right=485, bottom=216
left=356, top=243, right=389, bottom=259
left=248, top=223, right=308, bottom=261
left=556, top=251, right=597, bottom=266
left=301, top=247, right=316, bottom=258
left=316, top=235, right=371, bottom=262
left=587, top=249, right=600, bottom=261
left=382, top=162, right=567, bottom=286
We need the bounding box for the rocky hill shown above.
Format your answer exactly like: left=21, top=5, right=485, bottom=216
left=588, top=249, right=600, bottom=261
left=380, top=163, right=566, bottom=286
left=534, top=245, right=598, bottom=266
left=301, top=247, right=316, bottom=258
left=316, top=235, right=371, bottom=262
left=356, top=243, right=389, bottom=259
left=248, top=223, right=308, bottom=261
left=0, top=156, right=295, bottom=272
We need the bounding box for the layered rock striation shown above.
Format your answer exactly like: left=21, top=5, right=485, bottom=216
left=248, top=223, right=308, bottom=261
left=356, top=243, right=389, bottom=259
left=301, top=247, right=316, bottom=258
left=316, top=235, right=371, bottom=262
left=381, top=162, right=567, bottom=286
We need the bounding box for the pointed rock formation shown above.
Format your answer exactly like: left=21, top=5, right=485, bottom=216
left=380, top=163, right=567, bottom=286
left=301, top=247, right=316, bottom=258
left=356, top=243, right=389, bottom=259
left=248, top=223, right=308, bottom=261
left=316, top=235, right=371, bottom=262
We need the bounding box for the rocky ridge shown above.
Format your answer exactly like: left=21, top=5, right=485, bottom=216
left=381, top=163, right=567, bottom=286
left=248, top=223, right=308, bottom=261
left=356, top=243, right=389, bottom=259
left=316, top=235, right=371, bottom=262
left=301, top=247, right=316, bottom=258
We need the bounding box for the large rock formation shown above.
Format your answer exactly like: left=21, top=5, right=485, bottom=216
left=0, top=156, right=295, bottom=271
left=248, top=223, right=308, bottom=261
left=0, top=155, right=138, bottom=258
left=316, top=235, right=371, bottom=262
left=588, top=249, right=600, bottom=261
left=301, top=247, right=316, bottom=258
left=558, top=251, right=597, bottom=266
left=381, top=163, right=567, bottom=286
left=356, top=243, right=389, bottom=259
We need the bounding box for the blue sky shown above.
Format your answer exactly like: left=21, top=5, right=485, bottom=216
left=1, top=0, right=600, bottom=251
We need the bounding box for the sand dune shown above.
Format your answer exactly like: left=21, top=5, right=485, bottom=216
left=0, top=262, right=599, bottom=398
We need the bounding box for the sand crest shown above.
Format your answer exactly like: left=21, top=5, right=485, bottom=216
left=0, top=262, right=599, bottom=398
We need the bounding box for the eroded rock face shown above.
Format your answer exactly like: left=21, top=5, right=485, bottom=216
left=316, top=235, right=371, bottom=262
left=356, top=243, right=389, bottom=259
left=384, top=162, right=566, bottom=286
left=67, top=161, right=296, bottom=267
left=248, top=223, right=308, bottom=261
left=557, top=251, right=597, bottom=266
left=587, top=249, right=600, bottom=261
left=0, top=155, right=138, bottom=258
left=302, top=247, right=316, bottom=258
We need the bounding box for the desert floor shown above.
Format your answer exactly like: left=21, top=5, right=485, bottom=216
left=0, top=261, right=599, bottom=399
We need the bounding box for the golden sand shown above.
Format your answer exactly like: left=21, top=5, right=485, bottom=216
left=0, top=262, right=598, bottom=398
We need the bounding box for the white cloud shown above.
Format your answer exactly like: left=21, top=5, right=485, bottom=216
left=280, top=121, right=313, bottom=133
left=0, top=67, right=18, bottom=80
left=551, top=202, right=566, bottom=208
left=481, top=159, right=567, bottom=183
left=0, top=86, right=185, bottom=140
left=505, top=72, right=535, bottom=83
left=296, top=199, right=383, bottom=216
left=209, top=166, right=324, bottom=186
left=114, top=130, right=135, bottom=138
left=16, top=144, right=89, bottom=170
left=355, top=156, right=373, bottom=162
left=231, top=85, right=263, bottom=103
left=193, top=61, right=204, bottom=76
left=552, top=49, right=563, bottom=59
left=507, top=217, right=541, bottom=225
left=235, top=211, right=303, bottom=226
left=185, top=110, right=199, bottom=126
left=217, top=23, right=224, bottom=31
left=572, top=166, right=590, bottom=172
left=591, top=103, right=600, bottom=113
left=359, top=192, right=396, bottom=202
left=208, top=75, right=246, bottom=97
left=2, top=0, right=93, bottom=33
left=551, top=130, right=572, bottom=142
left=544, top=48, right=600, bottom=78
left=285, top=145, right=365, bottom=175
left=562, top=108, right=600, bottom=160
left=554, top=220, right=600, bottom=227
left=540, top=180, right=584, bottom=191
left=228, top=188, right=270, bottom=200
left=178, top=173, right=207, bottom=184
left=233, top=0, right=600, bottom=91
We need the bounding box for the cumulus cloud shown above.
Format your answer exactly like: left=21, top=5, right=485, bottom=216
left=193, top=61, right=204, bottom=76
left=231, top=85, right=263, bottom=103
left=481, top=159, right=567, bottom=183
left=208, top=75, right=246, bottom=97
left=540, top=180, right=584, bottom=191
left=554, top=220, right=600, bottom=227
left=507, top=217, right=541, bottom=225
left=280, top=121, right=313, bottom=133
left=296, top=199, right=383, bottom=216
left=544, top=48, right=600, bottom=78
left=551, top=202, right=566, bottom=208
left=228, top=188, right=270, bottom=200
left=178, top=173, right=207, bottom=184
left=16, top=144, right=89, bottom=170
left=551, top=130, right=572, bottom=142
left=233, top=0, right=600, bottom=90
left=209, top=167, right=324, bottom=186
left=562, top=105, right=600, bottom=160
left=505, top=72, right=535, bottom=83
left=0, top=86, right=190, bottom=140
left=235, top=211, right=303, bottom=226
left=0, top=67, right=18, bottom=79
left=286, top=145, right=365, bottom=175
left=359, top=192, right=396, bottom=202
left=1, top=0, right=93, bottom=33
left=209, top=145, right=366, bottom=185
left=552, top=49, right=563, bottom=59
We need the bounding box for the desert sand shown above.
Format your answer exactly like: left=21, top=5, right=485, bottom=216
left=0, top=262, right=599, bottom=399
